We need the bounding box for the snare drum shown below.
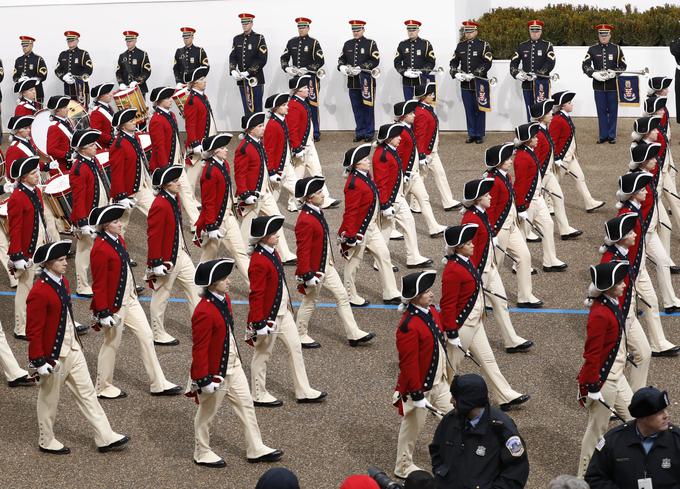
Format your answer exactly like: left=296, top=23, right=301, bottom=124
left=0, top=198, right=8, bottom=235
left=43, top=174, right=73, bottom=227
left=113, top=85, right=148, bottom=122
left=95, top=150, right=112, bottom=195
left=67, top=100, right=90, bottom=131
left=172, top=85, right=189, bottom=117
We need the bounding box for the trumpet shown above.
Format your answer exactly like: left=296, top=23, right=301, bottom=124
left=483, top=76, right=498, bottom=86
left=315, top=67, right=326, bottom=79
left=529, top=72, right=560, bottom=81
left=360, top=67, right=382, bottom=78
left=247, top=76, right=258, bottom=87
left=611, top=67, right=649, bottom=76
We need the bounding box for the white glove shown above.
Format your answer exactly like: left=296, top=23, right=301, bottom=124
left=554, top=159, right=564, bottom=169
left=48, top=161, right=60, bottom=170
left=285, top=66, right=298, bottom=76
left=244, top=194, right=258, bottom=205
left=193, top=145, right=203, bottom=155
left=129, top=81, right=138, bottom=88
left=516, top=71, right=528, bottom=82
left=464, top=73, right=475, bottom=82
left=606, top=69, right=617, bottom=80
left=118, top=198, right=135, bottom=209
left=240, top=71, right=249, bottom=79
left=18, top=75, right=29, bottom=82
left=404, top=69, right=420, bottom=79
left=419, top=158, right=429, bottom=167
left=339, top=65, right=350, bottom=76
left=99, top=315, right=116, bottom=328
left=80, top=225, right=96, bottom=238
left=454, top=72, right=466, bottom=82
left=63, top=73, right=75, bottom=85
left=292, top=150, right=305, bottom=159
left=592, top=71, right=608, bottom=82
left=36, top=363, right=53, bottom=376
left=3, top=182, right=14, bottom=194
left=269, top=173, right=282, bottom=183
left=152, top=265, right=168, bottom=276
left=207, top=229, right=224, bottom=240
left=448, top=337, right=462, bottom=348
left=382, top=207, right=396, bottom=218
left=175, top=82, right=184, bottom=89
left=305, top=275, right=321, bottom=287
left=587, top=391, right=604, bottom=402
left=230, top=69, right=243, bottom=81
left=412, top=398, right=429, bottom=409
left=526, top=73, right=537, bottom=81
left=201, top=382, right=220, bottom=394
left=257, top=324, right=275, bottom=336
left=518, top=211, right=529, bottom=221
left=13, top=259, right=28, bottom=271
left=350, top=66, right=362, bottom=76
left=492, top=236, right=499, bottom=247
left=119, top=83, right=128, bottom=90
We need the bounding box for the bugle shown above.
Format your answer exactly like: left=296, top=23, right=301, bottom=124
left=529, top=72, right=560, bottom=81
left=360, top=67, right=381, bottom=78
left=611, top=67, right=649, bottom=76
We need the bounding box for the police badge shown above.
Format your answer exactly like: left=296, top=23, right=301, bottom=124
left=662, top=458, right=671, bottom=469
left=505, top=436, right=525, bottom=457
left=475, top=445, right=486, bottom=456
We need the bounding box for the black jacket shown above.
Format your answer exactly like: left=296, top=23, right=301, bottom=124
left=229, top=31, right=268, bottom=86
left=116, top=47, right=151, bottom=93
left=337, top=36, right=379, bottom=89
left=450, top=38, right=493, bottom=91
left=394, top=37, right=435, bottom=87
left=509, top=39, right=555, bottom=90
left=582, top=42, right=626, bottom=91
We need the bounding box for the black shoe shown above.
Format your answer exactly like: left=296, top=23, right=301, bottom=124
left=76, top=324, right=90, bottom=335
left=664, top=306, right=680, bottom=314
left=135, top=285, right=146, bottom=294
left=596, top=139, right=606, bottom=144
left=670, top=266, right=680, bottom=275
left=499, top=394, right=530, bottom=411
left=410, top=208, right=422, bottom=214
left=325, top=199, right=341, bottom=209
left=512, top=268, right=537, bottom=276
left=39, top=446, right=71, bottom=455
left=429, top=230, right=444, bottom=238
left=516, top=301, right=543, bottom=309
left=247, top=449, right=283, bottom=463
left=301, top=341, right=321, bottom=349
left=349, top=332, right=375, bottom=347
left=526, top=236, right=542, bottom=243
left=297, top=392, right=327, bottom=404
left=586, top=202, right=606, bottom=213
left=406, top=259, right=433, bottom=269
left=651, top=346, right=680, bottom=357
left=465, top=137, right=475, bottom=144
left=505, top=340, right=534, bottom=354
left=13, top=333, right=28, bottom=341
left=383, top=297, right=401, bottom=305
left=129, top=260, right=138, bottom=267
left=154, top=339, right=180, bottom=346
left=98, top=390, right=128, bottom=400
left=314, top=136, right=321, bottom=142
left=350, top=300, right=370, bottom=308
left=390, top=235, right=405, bottom=241
left=608, top=138, right=617, bottom=144
left=283, top=258, right=298, bottom=266
left=150, top=385, right=183, bottom=396
left=194, top=458, right=226, bottom=468
left=254, top=399, right=283, bottom=408
left=373, top=263, right=399, bottom=272
left=475, top=137, right=484, bottom=144
left=97, top=435, right=130, bottom=453
left=75, top=292, right=93, bottom=298
left=364, top=136, right=374, bottom=143
left=561, top=230, right=583, bottom=240
left=444, top=203, right=462, bottom=212
left=353, top=136, right=363, bottom=142
left=8, top=375, right=35, bottom=388
left=543, top=264, right=568, bottom=272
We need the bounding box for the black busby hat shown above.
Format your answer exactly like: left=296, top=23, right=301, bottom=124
left=203, top=133, right=233, bottom=152
left=644, top=96, right=667, bottom=115
left=185, top=66, right=209, bottom=84
left=241, top=112, right=266, bottom=131
left=152, top=165, right=183, bottom=188
left=485, top=143, right=514, bottom=168
left=450, top=373, right=489, bottom=415
left=342, top=144, right=372, bottom=168
left=589, top=261, right=629, bottom=292
left=295, top=176, right=325, bottom=199
left=629, top=142, right=661, bottom=169
left=149, top=86, right=175, bottom=103
left=551, top=90, right=576, bottom=107
left=604, top=213, right=638, bottom=245
left=194, top=258, right=235, bottom=286
left=71, top=129, right=101, bottom=149
left=444, top=223, right=478, bottom=248
left=648, top=77, right=672, bottom=91
left=265, top=93, right=290, bottom=110
left=33, top=239, right=72, bottom=265
left=400, top=270, right=437, bottom=301
left=629, top=386, right=670, bottom=418
left=289, top=75, right=311, bottom=90
left=112, top=108, right=137, bottom=127
left=10, top=155, right=40, bottom=180
left=414, top=82, right=435, bottom=98
left=633, top=116, right=661, bottom=136
left=514, top=122, right=540, bottom=144
left=376, top=123, right=404, bottom=143
left=394, top=100, right=418, bottom=118
left=530, top=99, right=555, bottom=119
left=88, top=204, right=126, bottom=226
left=7, top=115, right=34, bottom=131
left=47, top=95, right=70, bottom=111
left=250, top=215, right=285, bottom=240
left=14, top=78, right=38, bottom=94
left=617, top=171, right=653, bottom=201
left=90, top=82, right=115, bottom=99
left=462, top=178, right=494, bottom=206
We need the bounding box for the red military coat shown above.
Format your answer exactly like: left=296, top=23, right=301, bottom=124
left=8, top=183, right=43, bottom=261
left=184, top=90, right=212, bottom=150
left=234, top=136, right=266, bottom=198
left=461, top=208, right=492, bottom=272
left=110, top=132, right=144, bottom=201
left=147, top=190, right=183, bottom=267
left=397, top=123, right=418, bottom=175
left=440, top=255, right=481, bottom=332
left=372, top=144, right=402, bottom=209
left=195, top=158, right=232, bottom=235
left=27, top=274, right=74, bottom=364
left=46, top=117, right=73, bottom=173
left=248, top=245, right=287, bottom=325
left=617, top=203, right=645, bottom=278
left=89, top=103, right=114, bottom=149
left=148, top=108, right=180, bottom=171
left=549, top=111, right=575, bottom=161
left=512, top=146, right=540, bottom=212
left=485, top=169, right=514, bottom=235
left=191, top=293, right=236, bottom=385
left=5, top=137, right=38, bottom=181
left=70, top=155, right=105, bottom=227
left=534, top=126, right=553, bottom=175
left=263, top=115, right=288, bottom=175
left=286, top=96, right=311, bottom=153
left=338, top=170, right=378, bottom=241
left=578, top=297, right=623, bottom=391
left=90, top=234, right=131, bottom=317
left=14, top=98, right=39, bottom=117
left=414, top=103, right=438, bottom=158
left=295, top=204, right=329, bottom=281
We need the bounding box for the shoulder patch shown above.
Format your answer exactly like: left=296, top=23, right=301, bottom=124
left=505, top=435, right=525, bottom=457
left=595, top=436, right=605, bottom=451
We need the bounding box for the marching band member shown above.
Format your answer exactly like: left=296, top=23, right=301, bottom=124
left=0, top=147, right=17, bottom=289
left=413, top=82, right=459, bottom=211
left=195, top=134, right=251, bottom=283
left=513, top=122, right=568, bottom=272
left=190, top=259, right=283, bottom=467
left=373, top=123, right=432, bottom=268
left=8, top=156, right=49, bottom=339
left=89, top=204, right=181, bottom=399
left=148, top=86, right=200, bottom=226
left=229, top=13, right=268, bottom=117
left=13, top=35, right=48, bottom=105
left=109, top=107, right=154, bottom=232
left=440, top=224, right=530, bottom=410
left=460, top=178, right=533, bottom=353
left=13, top=78, right=40, bottom=116
left=263, top=93, right=297, bottom=213
left=88, top=83, right=115, bottom=149
left=531, top=99, right=583, bottom=240
left=247, top=215, right=327, bottom=407
left=394, top=19, right=435, bottom=101
left=115, top=31, right=151, bottom=96
left=339, top=144, right=401, bottom=307
left=338, top=20, right=379, bottom=142
left=147, top=165, right=200, bottom=346
left=70, top=129, right=108, bottom=298
left=576, top=261, right=633, bottom=477
left=509, top=20, right=556, bottom=121
left=27, top=240, right=129, bottom=455
left=581, top=24, right=626, bottom=144
left=393, top=270, right=452, bottom=479
left=183, top=66, right=216, bottom=194
left=235, top=111, right=297, bottom=264
left=173, top=27, right=209, bottom=86
left=484, top=144, right=542, bottom=308
left=648, top=76, right=673, bottom=139
left=45, top=95, right=74, bottom=174
left=549, top=90, right=605, bottom=212
left=55, top=31, right=93, bottom=102
left=450, top=21, right=493, bottom=144
left=5, top=115, right=38, bottom=181
left=287, top=75, right=340, bottom=209
left=294, top=176, right=375, bottom=349
left=394, top=100, right=446, bottom=238
left=280, top=17, right=325, bottom=141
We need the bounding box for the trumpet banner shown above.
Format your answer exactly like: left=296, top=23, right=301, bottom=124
left=475, top=78, right=492, bottom=112
left=617, top=75, right=640, bottom=107
left=532, top=78, right=551, bottom=103
left=359, top=72, right=375, bottom=107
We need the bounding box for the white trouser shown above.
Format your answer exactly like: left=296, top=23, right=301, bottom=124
left=120, top=179, right=155, bottom=235
left=403, top=172, right=445, bottom=235
left=645, top=230, right=680, bottom=308
left=542, top=168, right=577, bottom=236
left=411, top=147, right=456, bottom=210
left=524, top=196, right=564, bottom=268
left=482, top=262, right=528, bottom=349
left=496, top=219, right=539, bottom=304
left=0, top=320, right=27, bottom=381
left=379, top=194, right=428, bottom=265
left=0, top=227, right=18, bottom=288
left=635, top=262, right=678, bottom=352
left=291, top=136, right=336, bottom=206
left=74, top=233, right=95, bottom=295
left=555, top=154, right=601, bottom=210
left=271, top=156, right=298, bottom=212
left=199, top=212, right=251, bottom=285
left=239, top=190, right=296, bottom=263
left=624, top=306, right=651, bottom=392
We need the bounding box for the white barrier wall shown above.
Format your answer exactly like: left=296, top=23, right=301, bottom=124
left=0, top=0, right=676, bottom=132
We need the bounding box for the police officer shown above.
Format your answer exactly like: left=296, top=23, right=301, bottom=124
left=586, top=386, right=680, bottom=488
left=509, top=20, right=556, bottom=121
left=450, top=21, right=493, bottom=144
left=116, top=31, right=152, bottom=96
left=13, top=35, right=48, bottom=106
left=394, top=20, right=435, bottom=100
left=281, top=17, right=325, bottom=141
left=582, top=24, right=626, bottom=144
left=230, top=13, right=268, bottom=118
left=173, top=27, right=209, bottom=86
left=54, top=31, right=93, bottom=104
left=338, top=20, right=380, bottom=142
left=429, top=373, right=530, bottom=488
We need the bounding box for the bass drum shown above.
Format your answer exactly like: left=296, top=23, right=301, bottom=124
left=31, top=109, right=52, bottom=158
